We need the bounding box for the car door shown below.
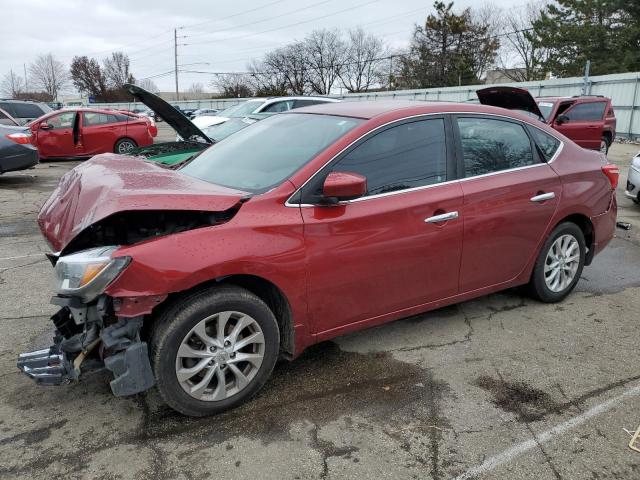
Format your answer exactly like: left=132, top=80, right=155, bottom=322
left=453, top=115, right=561, bottom=293
left=553, top=101, right=607, bottom=149
left=81, top=112, right=121, bottom=155
left=35, top=111, right=79, bottom=158
left=298, top=117, right=464, bottom=335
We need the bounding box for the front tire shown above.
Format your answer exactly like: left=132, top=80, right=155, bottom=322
left=600, top=136, right=610, bottom=155
left=527, top=222, right=585, bottom=303
left=150, top=285, right=280, bottom=417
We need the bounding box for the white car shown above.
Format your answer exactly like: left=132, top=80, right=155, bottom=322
left=626, top=152, right=640, bottom=204
left=191, top=96, right=340, bottom=131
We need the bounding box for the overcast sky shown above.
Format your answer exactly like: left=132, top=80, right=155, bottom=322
left=1, top=0, right=529, bottom=94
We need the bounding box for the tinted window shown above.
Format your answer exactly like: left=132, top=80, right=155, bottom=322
left=530, top=128, right=561, bottom=161
left=330, top=119, right=447, bottom=196
left=262, top=100, right=294, bottom=113
left=83, top=112, right=110, bottom=126
left=11, top=103, right=46, bottom=118
left=0, top=102, right=15, bottom=116
left=565, top=102, right=607, bottom=121
left=181, top=113, right=361, bottom=193
left=0, top=109, right=16, bottom=126
left=457, top=117, right=535, bottom=177
left=46, top=112, right=76, bottom=130
left=294, top=99, right=326, bottom=108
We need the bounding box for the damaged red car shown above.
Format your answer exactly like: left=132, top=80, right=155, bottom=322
left=19, top=100, right=618, bottom=416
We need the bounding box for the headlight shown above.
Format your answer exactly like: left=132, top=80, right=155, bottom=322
left=53, top=246, right=130, bottom=302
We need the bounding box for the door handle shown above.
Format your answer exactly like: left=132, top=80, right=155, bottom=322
left=530, top=192, right=555, bottom=203
left=425, top=211, right=459, bottom=223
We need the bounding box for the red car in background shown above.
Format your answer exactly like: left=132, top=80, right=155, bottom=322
left=477, top=87, right=617, bottom=153
left=28, top=108, right=156, bottom=159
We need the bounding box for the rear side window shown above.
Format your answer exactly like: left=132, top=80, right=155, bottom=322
left=262, top=100, right=294, bottom=113
left=530, top=128, right=561, bottom=161
left=294, top=99, right=326, bottom=108
left=11, top=103, right=45, bottom=118
left=330, top=118, right=447, bottom=196
left=457, top=117, right=535, bottom=177
left=83, top=113, right=110, bottom=126
left=565, top=102, right=607, bottom=121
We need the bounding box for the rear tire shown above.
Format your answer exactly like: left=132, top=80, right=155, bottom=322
left=527, top=222, right=585, bottom=303
left=600, top=136, right=610, bottom=154
left=149, top=285, right=280, bottom=417
left=114, top=137, right=137, bottom=154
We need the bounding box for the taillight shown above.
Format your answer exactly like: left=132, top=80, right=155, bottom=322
left=602, top=164, right=619, bottom=189
left=5, top=132, right=33, bottom=145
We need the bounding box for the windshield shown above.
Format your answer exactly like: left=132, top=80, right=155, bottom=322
left=204, top=117, right=257, bottom=142
left=218, top=101, right=264, bottom=118
left=181, top=113, right=362, bottom=193
left=537, top=101, right=555, bottom=121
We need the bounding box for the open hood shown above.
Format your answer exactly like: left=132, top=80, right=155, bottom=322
left=38, top=154, right=248, bottom=252
left=123, top=83, right=212, bottom=144
left=476, top=86, right=544, bottom=119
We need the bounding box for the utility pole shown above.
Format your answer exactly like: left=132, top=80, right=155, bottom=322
left=23, top=63, right=28, bottom=92
left=581, top=60, right=591, bottom=96
left=388, top=55, right=394, bottom=91
left=174, top=28, right=179, bottom=101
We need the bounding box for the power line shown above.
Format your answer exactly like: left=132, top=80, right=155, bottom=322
left=180, top=0, right=290, bottom=30
left=186, top=0, right=379, bottom=46
left=184, top=0, right=335, bottom=39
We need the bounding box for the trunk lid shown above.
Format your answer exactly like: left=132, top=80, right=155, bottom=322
left=38, top=154, right=248, bottom=252
left=123, top=83, right=211, bottom=144
left=476, top=86, right=544, bottom=120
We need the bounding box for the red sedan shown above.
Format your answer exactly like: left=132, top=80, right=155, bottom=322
left=28, top=108, right=156, bottom=159
left=22, top=101, right=617, bottom=416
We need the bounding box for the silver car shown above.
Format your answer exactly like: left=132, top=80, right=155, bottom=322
left=626, top=152, right=640, bottom=204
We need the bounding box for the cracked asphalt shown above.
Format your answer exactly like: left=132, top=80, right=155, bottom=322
left=1, top=140, right=640, bottom=479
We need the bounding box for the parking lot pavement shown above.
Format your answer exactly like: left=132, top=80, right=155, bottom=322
left=1, top=144, right=639, bottom=480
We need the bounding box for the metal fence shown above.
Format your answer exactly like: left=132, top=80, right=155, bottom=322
left=92, top=71, right=640, bottom=138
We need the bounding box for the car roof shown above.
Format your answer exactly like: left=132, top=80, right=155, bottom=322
left=287, top=100, right=548, bottom=122
left=535, top=96, right=609, bottom=103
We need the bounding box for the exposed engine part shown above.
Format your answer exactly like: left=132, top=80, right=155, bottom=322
left=63, top=208, right=238, bottom=254
left=17, top=344, right=74, bottom=386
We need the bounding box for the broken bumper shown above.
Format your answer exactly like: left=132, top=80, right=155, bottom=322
left=16, top=301, right=155, bottom=397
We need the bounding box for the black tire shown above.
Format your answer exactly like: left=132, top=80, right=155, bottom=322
left=600, top=136, right=610, bottom=155
left=114, top=137, right=137, bottom=154
left=527, top=222, right=586, bottom=303
left=149, top=285, right=280, bottom=417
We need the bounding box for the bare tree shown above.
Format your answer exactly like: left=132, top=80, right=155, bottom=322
left=137, top=78, right=160, bottom=93
left=262, top=43, right=310, bottom=95
left=304, top=29, right=348, bottom=94
left=212, top=74, right=253, bottom=98
left=339, top=28, right=388, bottom=93
left=103, top=52, right=134, bottom=89
left=187, top=82, right=205, bottom=94
left=29, top=53, right=68, bottom=100
left=247, top=59, right=289, bottom=96
left=497, top=1, right=549, bottom=81
left=1, top=70, right=25, bottom=98
left=470, top=4, right=503, bottom=81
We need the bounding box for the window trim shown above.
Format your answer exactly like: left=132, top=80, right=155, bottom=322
left=285, top=112, right=565, bottom=208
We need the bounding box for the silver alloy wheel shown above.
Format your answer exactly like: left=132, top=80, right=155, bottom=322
left=544, top=234, right=580, bottom=293
left=600, top=139, right=608, bottom=154
left=175, top=311, right=265, bottom=401
left=117, top=140, right=135, bottom=153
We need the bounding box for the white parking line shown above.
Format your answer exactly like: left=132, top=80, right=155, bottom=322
left=454, top=382, right=640, bottom=480
left=0, top=253, right=44, bottom=261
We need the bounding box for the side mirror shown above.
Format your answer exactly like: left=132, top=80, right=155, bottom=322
left=322, top=171, right=367, bottom=204
left=39, top=122, right=51, bottom=130
left=556, top=114, right=569, bottom=125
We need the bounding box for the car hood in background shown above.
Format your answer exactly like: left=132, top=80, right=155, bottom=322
left=38, top=154, right=248, bottom=252
left=476, top=86, right=544, bottom=119
left=123, top=83, right=211, bottom=144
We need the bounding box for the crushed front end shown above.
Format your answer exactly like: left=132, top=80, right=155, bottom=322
left=17, top=247, right=155, bottom=396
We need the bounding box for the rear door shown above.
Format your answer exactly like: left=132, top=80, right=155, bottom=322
left=299, top=116, right=464, bottom=335
left=453, top=115, right=561, bottom=293
left=553, top=101, right=607, bottom=149
left=81, top=112, right=129, bottom=155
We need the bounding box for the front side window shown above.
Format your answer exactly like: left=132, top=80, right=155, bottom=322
left=180, top=113, right=362, bottom=193
left=530, top=127, right=561, bottom=162
left=537, top=101, right=555, bottom=121
left=329, top=119, right=447, bottom=196
left=565, top=102, right=607, bottom=121
left=46, top=112, right=76, bottom=130
left=457, top=117, right=535, bottom=177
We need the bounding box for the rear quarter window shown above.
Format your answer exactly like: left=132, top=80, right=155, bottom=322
left=529, top=127, right=561, bottom=161
left=11, top=103, right=46, bottom=119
